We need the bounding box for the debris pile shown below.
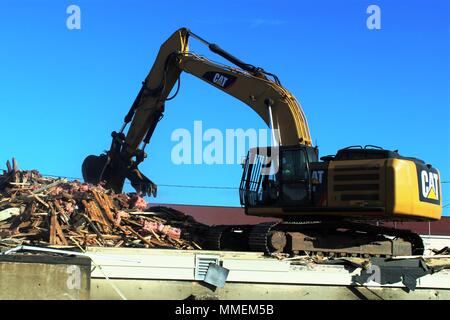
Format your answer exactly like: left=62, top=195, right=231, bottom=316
left=0, top=159, right=207, bottom=250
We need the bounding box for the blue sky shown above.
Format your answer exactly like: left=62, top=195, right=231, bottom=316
left=0, top=0, right=449, bottom=214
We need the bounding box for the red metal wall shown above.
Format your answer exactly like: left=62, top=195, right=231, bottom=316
left=154, top=203, right=450, bottom=235
left=153, top=203, right=278, bottom=225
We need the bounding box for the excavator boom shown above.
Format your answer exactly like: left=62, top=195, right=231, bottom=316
left=82, top=28, right=312, bottom=195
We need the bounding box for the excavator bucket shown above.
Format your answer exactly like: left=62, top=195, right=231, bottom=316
left=82, top=154, right=108, bottom=185
left=82, top=154, right=157, bottom=197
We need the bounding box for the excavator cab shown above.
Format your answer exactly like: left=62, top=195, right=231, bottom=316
left=240, top=145, right=318, bottom=208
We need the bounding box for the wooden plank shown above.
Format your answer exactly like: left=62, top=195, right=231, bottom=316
left=53, top=215, right=68, bottom=246
left=126, top=226, right=155, bottom=247
left=92, top=190, right=114, bottom=223
left=49, top=210, right=57, bottom=245
left=27, top=190, right=49, bottom=208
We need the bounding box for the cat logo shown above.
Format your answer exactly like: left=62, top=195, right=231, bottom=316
left=213, top=73, right=229, bottom=87
left=417, top=165, right=441, bottom=205
left=311, top=170, right=324, bottom=184
left=421, top=170, right=439, bottom=201
left=202, top=71, right=237, bottom=89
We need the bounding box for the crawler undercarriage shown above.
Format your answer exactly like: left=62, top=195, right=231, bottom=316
left=204, top=220, right=424, bottom=257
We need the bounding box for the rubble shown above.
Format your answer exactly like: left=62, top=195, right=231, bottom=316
left=0, top=158, right=207, bottom=250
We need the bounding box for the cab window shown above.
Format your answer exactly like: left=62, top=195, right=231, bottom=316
left=281, top=149, right=308, bottom=182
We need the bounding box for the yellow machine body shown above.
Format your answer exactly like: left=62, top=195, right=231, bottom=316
left=326, top=158, right=441, bottom=220
left=243, top=148, right=442, bottom=222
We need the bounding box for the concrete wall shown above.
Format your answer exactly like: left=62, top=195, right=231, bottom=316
left=90, top=278, right=450, bottom=300
left=0, top=255, right=91, bottom=300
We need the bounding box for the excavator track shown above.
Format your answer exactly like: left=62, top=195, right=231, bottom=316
left=258, top=220, right=425, bottom=257
left=203, top=225, right=228, bottom=251
left=204, top=225, right=252, bottom=251
left=248, top=222, right=280, bottom=253
left=206, top=220, right=425, bottom=257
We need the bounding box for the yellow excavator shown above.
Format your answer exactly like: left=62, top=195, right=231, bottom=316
left=82, top=28, right=442, bottom=257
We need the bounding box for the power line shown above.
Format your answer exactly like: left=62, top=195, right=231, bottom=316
left=158, top=184, right=237, bottom=190
left=40, top=173, right=239, bottom=190
left=17, top=172, right=450, bottom=192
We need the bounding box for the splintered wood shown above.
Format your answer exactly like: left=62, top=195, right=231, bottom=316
left=0, top=158, right=207, bottom=250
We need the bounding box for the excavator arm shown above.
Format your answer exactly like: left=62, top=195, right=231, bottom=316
left=82, top=28, right=312, bottom=196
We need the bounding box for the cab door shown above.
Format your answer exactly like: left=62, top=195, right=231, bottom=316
left=279, top=147, right=312, bottom=205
